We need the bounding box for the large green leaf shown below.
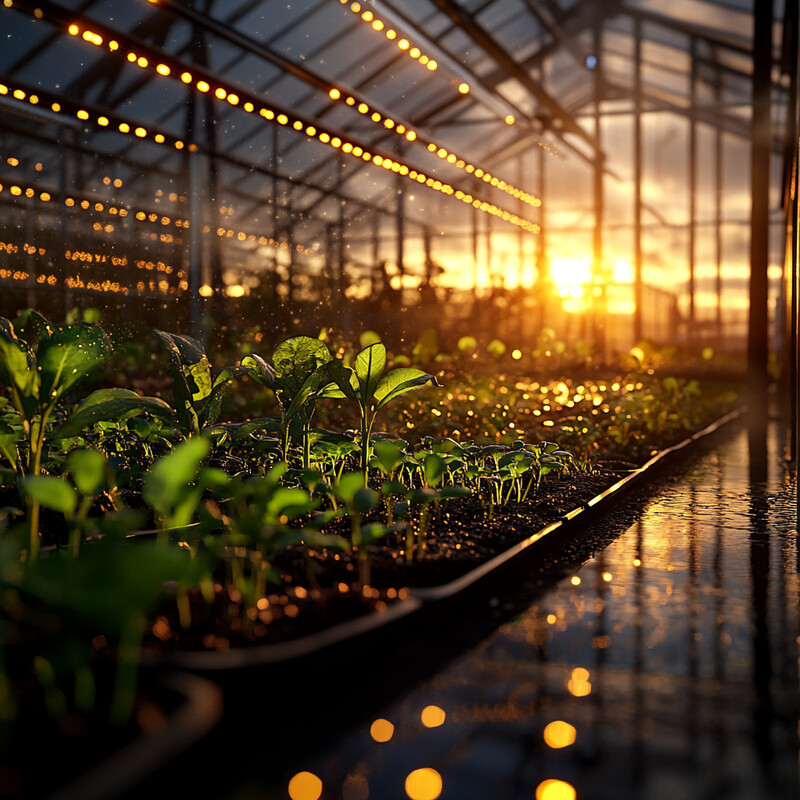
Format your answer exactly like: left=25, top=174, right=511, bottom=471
left=0, top=317, right=38, bottom=409
left=374, top=368, right=439, bottom=411
left=270, top=336, right=332, bottom=408
left=37, top=323, right=112, bottom=405
left=65, top=448, right=107, bottom=496
left=22, top=475, right=78, bottom=516
left=354, top=342, right=386, bottom=405
left=154, top=331, right=207, bottom=434
left=52, top=388, right=177, bottom=440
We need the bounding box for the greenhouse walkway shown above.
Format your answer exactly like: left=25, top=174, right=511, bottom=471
left=262, top=419, right=799, bottom=800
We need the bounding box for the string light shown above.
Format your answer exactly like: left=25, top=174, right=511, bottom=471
left=3, top=0, right=542, bottom=229
left=0, top=159, right=320, bottom=258
left=339, top=0, right=438, bottom=72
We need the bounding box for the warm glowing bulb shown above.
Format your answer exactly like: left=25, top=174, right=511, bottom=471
left=543, top=721, right=577, bottom=749
left=156, top=63, right=170, bottom=76
left=420, top=705, right=446, bottom=728
left=397, top=38, right=410, bottom=50
left=405, top=769, right=442, bottom=800
left=535, top=779, right=576, bottom=800
left=196, top=80, right=210, bottom=92
left=329, top=87, right=341, bottom=100
left=458, top=82, right=470, bottom=94
left=370, top=718, right=394, bottom=742
left=214, top=87, right=227, bottom=100
left=505, top=114, right=516, bottom=125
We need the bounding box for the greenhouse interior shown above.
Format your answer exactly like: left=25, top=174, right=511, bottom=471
left=0, top=0, right=799, bottom=798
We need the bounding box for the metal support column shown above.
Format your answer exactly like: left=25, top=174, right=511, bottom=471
left=715, top=65, right=724, bottom=340
left=633, top=19, right=643, bottom=343
left=188, top=146, right=203, bottom=340
left=747, top=0, right=774, bottom=420
left=592, top=19, right=605, bottom=357
left=688, top=36, right=698, bottom=333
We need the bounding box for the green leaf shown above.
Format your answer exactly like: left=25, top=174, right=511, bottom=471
left=0, top=420, right=20, bottom=469
left=354, top=342, right=386, bottom=405
left=271, top=336, right=332, bottom=402
left=322, top=360, right=360, bottom=403
left=424, top=454, right=446, bottom=487
left=143, top=436, right=210, bottom=522
left=155, top=331, right=206, bottom=434
left=53, top=388, right=177, bottom=440
left=22, top=476, right=78, bottom=516
left=0, top=317, right=38, bottom=410
left=353, top=487, right=379, bottom=514
left=282, top=363, right=335, bottom=425
left=37, top=323, right=111, bottom=405
left=439, top=485, right=471, bottom=499
left=373, top=440, right=404, bottom=474
left=334, top=471, right=365, bottom=504
left=374, top=368, right=439, bottom=411
left=199, top=366, right=246, bottom=429
left=65, top=448, right=107, bottom=496
left=186, top=360, right=212, bottom=403
left=241, top=354, right=276, bottom=389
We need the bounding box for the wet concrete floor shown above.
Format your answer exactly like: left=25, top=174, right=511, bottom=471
left=261, top=419, right=799, bottom=800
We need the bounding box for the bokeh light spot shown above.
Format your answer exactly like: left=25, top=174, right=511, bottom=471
left=288, top=771, right=322, bottom=800
left=543, top=721, right=577, bottom=749
left=405, top=768, right=442, bottom=800
left=420, top=705, right=446, bottom=728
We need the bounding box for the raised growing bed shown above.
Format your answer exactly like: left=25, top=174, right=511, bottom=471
left=141, top=407, right=743, bottom=673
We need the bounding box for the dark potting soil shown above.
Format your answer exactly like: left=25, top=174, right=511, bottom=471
left=143, top=467, right=626, bottom=654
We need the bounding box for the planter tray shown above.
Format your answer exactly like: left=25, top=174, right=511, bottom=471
left=143, top=407, right=744, bottom=672
left=37, top=673, right=222, bottom=800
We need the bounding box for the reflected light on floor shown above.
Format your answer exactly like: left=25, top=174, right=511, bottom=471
left=543, top=720, right=577, bottom=749
left=369, top=718, right=395, bottom=742
left=536, top=778, right=577, bottom=800
left=420, top=705, right=446, bottom=728
left=288, top=771, right=323, bottom=800
left=405, top=767, right=443, bottom=800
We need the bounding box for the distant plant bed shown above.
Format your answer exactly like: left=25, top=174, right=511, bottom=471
left=0, top=309, right=739, bottom=790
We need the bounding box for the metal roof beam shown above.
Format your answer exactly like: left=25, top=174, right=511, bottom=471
left=423, top=0, right=602, bottom=155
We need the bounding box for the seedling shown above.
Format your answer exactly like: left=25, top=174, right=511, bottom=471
left=325, top=341, right=439, bottom=478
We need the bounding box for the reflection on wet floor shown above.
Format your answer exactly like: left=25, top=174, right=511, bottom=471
left=282, top=421, right=798, bottom=800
